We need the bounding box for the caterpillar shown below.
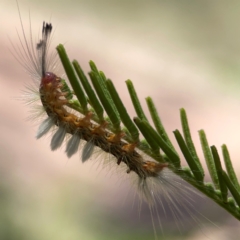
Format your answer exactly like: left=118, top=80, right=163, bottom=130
left=13, top=3, right=230, bottom=239
left=39, top=22, right=168, bottom=181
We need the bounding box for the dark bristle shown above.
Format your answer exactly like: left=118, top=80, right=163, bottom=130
left=42, top=22, right=52, bottom=35
left=37, top=22, right=52, bottom=49
left=35, top=21, right=53, bottom=77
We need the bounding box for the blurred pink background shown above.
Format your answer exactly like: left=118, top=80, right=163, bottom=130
left=1, top=0, right=240, bottom=239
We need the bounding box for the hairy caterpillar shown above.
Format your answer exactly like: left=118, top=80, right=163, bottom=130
left=12, top=3, right=230, bottom=240
left=35, top=22, right=168, bottom=188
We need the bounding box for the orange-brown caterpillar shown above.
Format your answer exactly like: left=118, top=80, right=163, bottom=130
left=31, top=22, right=168, bottom=198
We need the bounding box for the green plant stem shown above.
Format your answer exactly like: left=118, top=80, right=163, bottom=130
left=222, top=144, right=240, bottom=192
left=173, top=130, right=204, bottom=182
left=199, top=130, right=219, bottom=189
left=56, top=44, right=88, bottom=113
left=211, top=146, right=228, bottom=202
left=126, top=80, right=148, bottom=121
left=180, top=108, right=204, bottom=176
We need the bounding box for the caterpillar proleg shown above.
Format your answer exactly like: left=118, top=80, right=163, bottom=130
left=13, top=2, right=240, bottom=239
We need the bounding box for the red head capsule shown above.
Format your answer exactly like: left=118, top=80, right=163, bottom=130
left=40, top=72, right=58, bottom=87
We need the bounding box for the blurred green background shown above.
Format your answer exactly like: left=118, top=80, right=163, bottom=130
left=1, top=0, right=240, bottom=239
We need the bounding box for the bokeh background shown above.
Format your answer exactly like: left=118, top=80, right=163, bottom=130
left=1, top=0, right=240, bottom=239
